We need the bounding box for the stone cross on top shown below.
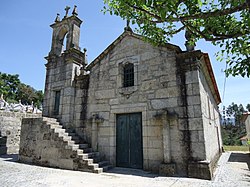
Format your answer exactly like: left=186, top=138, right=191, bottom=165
left=55, top=5, right=78, bottom=22
left=64, top=6, right=70, bottom=18
left=124, top=19, right=132, bottom=32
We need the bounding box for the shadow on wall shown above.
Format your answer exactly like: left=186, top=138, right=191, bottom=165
left=0, top=131, right=7, bottom=155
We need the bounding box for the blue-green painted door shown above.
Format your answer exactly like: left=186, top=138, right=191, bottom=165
left=116, top=113, right=143, bottom=169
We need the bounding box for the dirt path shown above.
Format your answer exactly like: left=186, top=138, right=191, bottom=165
left=0, top=152, right=249, bottom=187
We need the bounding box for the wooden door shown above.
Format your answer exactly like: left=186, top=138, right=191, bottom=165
left=116, top=113, right=143, bottom=169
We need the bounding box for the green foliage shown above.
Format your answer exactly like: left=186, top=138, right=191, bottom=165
left=246, top=104, right=250, bottom=112
left=0, top=72, right=43, bottom=108
left=0, top=72, right=20, bottom=102
left=103, top=0, right=250, bottom=77
left=221, top=102, right=248, bottom=146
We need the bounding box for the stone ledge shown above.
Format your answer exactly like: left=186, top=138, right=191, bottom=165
left=188, top=150, right=222, bottom=180
left=188, top=160, right=212, bottom=180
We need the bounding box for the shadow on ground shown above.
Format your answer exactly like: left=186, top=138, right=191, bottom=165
left=0, top=154, right=19, bottom=162
left=228, top=152, right=250, bottom=183
left=228, top=152, right=250, bottom=170
left=105, top=167, right=159, bottom=178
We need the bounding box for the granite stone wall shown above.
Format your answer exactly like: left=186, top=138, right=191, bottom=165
left=86, top=34, right=189, bottom=174
left=0, top=111, right=41, bottom=154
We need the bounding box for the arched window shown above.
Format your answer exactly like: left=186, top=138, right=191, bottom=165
left=57, top=27, right=68, bottom=55
left=61, top=33, right=68, bottom=53
left=123, top=63, right=134, bottom=87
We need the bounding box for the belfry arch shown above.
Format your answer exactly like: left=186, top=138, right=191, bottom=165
left=57, top=26, right=69, bottom=54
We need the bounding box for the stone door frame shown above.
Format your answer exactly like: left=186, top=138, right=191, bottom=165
left=109, top=104, right=149, bottom=169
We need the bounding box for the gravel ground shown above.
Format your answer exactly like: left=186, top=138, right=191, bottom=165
left=0, top=152, right=249, bottom=187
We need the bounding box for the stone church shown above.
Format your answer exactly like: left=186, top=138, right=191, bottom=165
left=19, top=6, right=222, bottom=180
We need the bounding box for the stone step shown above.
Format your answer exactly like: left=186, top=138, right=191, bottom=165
left=49, top=124, right=62, bottom=129
left=82, top=147, right=92, bottom=153
left=68, top=132, right=76, bottom=136
left=70, top=135, right=80, bottom=140
left=78, top=153, right=90, bottom=159
left=82, top=159, right=94, bottom=165
left=72, top=139, right=81, bottom=144
left=41, top=118, right=111, bottom=174
left=76, top=149, right=83, bottom=154
left=102, top=165, right=113, bottom=172
left=93, top=156, right=101, bottom=163
left=88, top=163, right=99, bottom=170
left=78, top=144, right=89, bottom=149
left=54, top=128, right=66, bottom=134
left=93, top=168, right=103, bottom=174
left=87, top=152, right=100, bottom=158
left=77, top=152, right=100, bottom=160
left=66, top=140, right=77, bottom=145
left=64, top=128, right=75, bottom=133
left=42, top=117, right=58, bottom=123
left=65, top=144, right=79, bottom=150
left=61, top=136, right=72, bottom=141
left=97, top=161, right=110, bottom=168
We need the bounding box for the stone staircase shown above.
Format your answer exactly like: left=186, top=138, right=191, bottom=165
left=42, top=117, right=112, bottom=173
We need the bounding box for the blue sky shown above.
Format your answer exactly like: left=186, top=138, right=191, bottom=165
left=0, top=0, right=249, bottom=108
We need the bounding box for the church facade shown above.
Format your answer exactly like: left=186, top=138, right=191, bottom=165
left=20, top=7, right=222, bottom=179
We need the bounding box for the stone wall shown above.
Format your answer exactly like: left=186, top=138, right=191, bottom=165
left=19, top=117, right=77, bottom=169
left=85, top=33, right=222, bottom=179
left=19, top=117, right=106, bottom=173
left=186, top=57, right=222, bottom=180
left=86, top=33, right=190, bottom=175
left=0, top=111, right=41, bottom=154
left=185, top=69, right=206, bottom=161
left=199, top=68, right=222, bottom=160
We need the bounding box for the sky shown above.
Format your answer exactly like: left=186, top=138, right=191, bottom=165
left=0, top=0, right=249, bottom=109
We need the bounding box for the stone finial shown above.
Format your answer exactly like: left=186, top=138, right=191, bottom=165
left=83, top=48, right=88, bottom=65
left=185, top=29, right=195, bottom=51
left=72, top=5, right=78, bottom=16
left=64, top=6, right=71, bottom=18
left=124, top=19, right=132, bottom=32
left=54, top=13, right=60, bottom=22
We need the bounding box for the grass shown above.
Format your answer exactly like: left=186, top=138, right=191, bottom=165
left=223, top=145, right=249, bottom=152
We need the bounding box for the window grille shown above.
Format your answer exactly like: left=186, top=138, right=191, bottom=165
left=123, top=63, right=134, bottom=87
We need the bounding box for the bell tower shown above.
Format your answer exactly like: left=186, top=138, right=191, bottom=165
left=43, top=6, right=88, bottom=130
left=49, top=5, right=82, bottom=56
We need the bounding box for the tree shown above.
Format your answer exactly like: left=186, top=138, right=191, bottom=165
left=0, top=72, right=43, bottom=107
left=0, top=72, right=20, bottom=102
left=246, top=103, right=250, bottom=112
left=221, top=102, right=248, bottom=145
left=103, top=0, right=250, bottom=77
